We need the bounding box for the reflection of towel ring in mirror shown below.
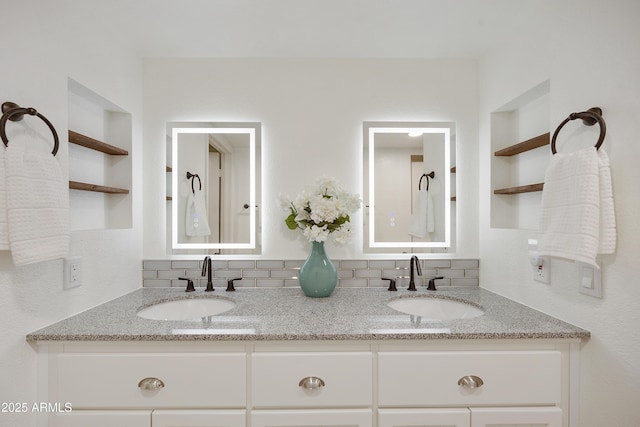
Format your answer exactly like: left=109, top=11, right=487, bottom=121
left=551, top=107, right=606, bottom=154
left=0, top=101, right=59, bottom=156
left=186, top=171, right=201, bottom=194
left=418, top=171, right=435, bottom=191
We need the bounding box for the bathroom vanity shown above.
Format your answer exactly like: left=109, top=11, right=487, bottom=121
left=28, top=288, right=588, bottom=427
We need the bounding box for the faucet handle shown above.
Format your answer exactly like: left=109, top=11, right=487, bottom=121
left=178, top=277, right=196, bottom=292
left=382, top=277, right=397, bottom=292
left=427, top=276, right=444, bottom=291
left=226, top=277, right=242, bottom=292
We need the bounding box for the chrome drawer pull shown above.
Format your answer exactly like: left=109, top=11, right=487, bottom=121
left=298, top=376, right=326, bottom=390
left=457, top=375, right=484, bottom=389
left=138, top=377, right=165, bottom=390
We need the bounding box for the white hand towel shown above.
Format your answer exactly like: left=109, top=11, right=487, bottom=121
left=408, top=189, right=434, bottom=238
left=5, top=134, right=69, bottom=266
left=0, top=146, right=8, bottom=250
left=538, top=147, right=616, bottom=268
left=185, top=189, right=211, bottom=237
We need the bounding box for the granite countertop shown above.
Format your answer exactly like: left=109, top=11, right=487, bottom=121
left=26, top=287, right=589, bottom=342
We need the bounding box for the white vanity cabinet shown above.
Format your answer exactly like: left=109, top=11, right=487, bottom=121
left=251, top=351, right=373, bottom=426
left=39, top=340, right=577, bottom=427
left=377, top=348, right=567, bottom=427
left=54, top=410, right=151, bottom=427
left=55, top=410, right=245, bottom=427
left=45, top=346, right=247, bottom=427
left=378, top=407, right=562, bottom=427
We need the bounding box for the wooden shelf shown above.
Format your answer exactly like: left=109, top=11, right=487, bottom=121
left=69, top=130, right=129, bottom=155
left=166, top=165, right=172, bottom=172
left=166, top=196, right=172, bottom=201
left=494, top=132, right=550, bottom=156
left=494, top=183, right=544, bottom=195
left=451, top=196, right=456, bottom=202
left=69, top=181, right=129, bottom=194
left=450, top=166, right=456, bottom=173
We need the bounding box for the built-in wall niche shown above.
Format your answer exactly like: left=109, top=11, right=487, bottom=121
left=67, top=79, right=132, bottom=231
left=491, top=80, right=550, bottom=230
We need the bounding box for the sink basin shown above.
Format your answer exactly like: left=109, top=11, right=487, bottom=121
left=137, top=298, right=236, bottom=321
left=387, top=297, right=483, bottom=320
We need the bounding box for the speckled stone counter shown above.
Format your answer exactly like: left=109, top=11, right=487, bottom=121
left=26, top=287, right=589, bottom=342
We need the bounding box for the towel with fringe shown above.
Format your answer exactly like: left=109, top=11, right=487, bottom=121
left=538, top=147, right=616, bottom=268
left=408, top=188, right=434, bottom=238
left=185, top=189, right=211, bottom=237
left=4, top=134, right=69, bottom=266
left=0, top=146, right=8, bottom=250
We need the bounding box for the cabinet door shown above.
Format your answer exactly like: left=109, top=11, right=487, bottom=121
left=379, top=408, right=469, bottom=427
left=152, top=410, right=245, bottom=427
left=54, top=410, right=150, bottom=427
left=251, top=409, right=372, bottom=427
left=470, top=407, right=562, bottom=427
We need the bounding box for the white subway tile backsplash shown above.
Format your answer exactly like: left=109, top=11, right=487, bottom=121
left=142, top=258, right=480, bottom=289
left=143, top=260, right=171, bottom=270
left=171, top=260, right=199, bottom=269
left=258, top=260, right=285, bottom=269
left=451, top=259, right=479, bottom=269
left=339, top=260, right=368, bottom=269
left=158, top=269, right=184, bottom=279
left=228, top=260, right=256, bottom=269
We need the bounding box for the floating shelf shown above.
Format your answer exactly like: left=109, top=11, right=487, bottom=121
left=69, top=130, right=129, bottom=155
left=68, top=130, right=130, bottom=195
left=493, top=132, right=549, bottom=196
left=69, top=181, right=129, bottom=194
left=494, top=132, right=550, bottom=156
left=494, top=183, right=544, bottom=195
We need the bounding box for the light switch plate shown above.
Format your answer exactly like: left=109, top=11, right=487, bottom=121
left=577, top=262, right=602, bottom=298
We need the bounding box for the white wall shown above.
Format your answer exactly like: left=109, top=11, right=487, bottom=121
left=0, top=3, right=143, bottom=426
left=478, top=0, right=640, bottom=425
left=143, top=58, right=479, bottom=259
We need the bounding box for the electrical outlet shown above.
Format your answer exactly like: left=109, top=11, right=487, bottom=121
left=64, top=257, right=83, bottom=289
left=533, top=259, right=550, bottom=284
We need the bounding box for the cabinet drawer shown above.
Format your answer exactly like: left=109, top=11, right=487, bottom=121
left=378, top=351, right=561, bottom=406
left=56, top=353, right=246, bottom=408
left=252, top=352, right=372, bottom=408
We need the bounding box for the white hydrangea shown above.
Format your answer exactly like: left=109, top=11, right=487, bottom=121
left=279, top=177, right=361, bottom=245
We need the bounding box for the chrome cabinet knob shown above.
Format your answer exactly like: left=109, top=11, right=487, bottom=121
left=457, top=375, right=484, bottom=389
left=138, top=377, right=165, bottom=390
left=298, top=376, right=326, bottom=390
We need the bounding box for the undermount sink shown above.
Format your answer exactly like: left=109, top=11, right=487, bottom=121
left=387, top=296, right=483, bottom=320
left=137, top=298, right=236, bottom=321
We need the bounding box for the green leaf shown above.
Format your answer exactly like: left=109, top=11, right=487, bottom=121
left=285, top=213, right=299, bottom=230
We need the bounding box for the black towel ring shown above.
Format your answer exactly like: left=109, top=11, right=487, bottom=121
left=0, top=102, right=59, bottom=156
left=551, top=107, right=606, bottom=155
left=186, top=171, right=201, bottom=194
left=418, top=171, right=435, bottom=191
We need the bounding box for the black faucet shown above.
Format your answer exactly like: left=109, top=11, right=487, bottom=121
left=382, top=277, right=397, bottom=292
left=407, top=255, right=422, bottom=291
left=178, top=277, right=195, bottom=292
left=202, top=256, right=214, bottom=292
left=226, top=277, right=242, bottom=292
left=427, top=276, right=444, bottom=291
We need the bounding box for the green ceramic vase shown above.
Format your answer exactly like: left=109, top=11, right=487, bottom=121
left=298, top=241, right=338, bottom=297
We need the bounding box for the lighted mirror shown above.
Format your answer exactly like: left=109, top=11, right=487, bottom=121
left=363, top=121, right=454, bottom=253
left=167, top=122, right=261, bottom=254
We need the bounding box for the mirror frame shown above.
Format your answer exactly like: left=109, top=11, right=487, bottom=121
left=364, top=121, right=453, bottom=250
left=170, top=124, right=259, bottom=250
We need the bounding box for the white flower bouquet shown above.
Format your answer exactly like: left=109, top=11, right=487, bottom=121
left=279, top=177, right=361, bottom=245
